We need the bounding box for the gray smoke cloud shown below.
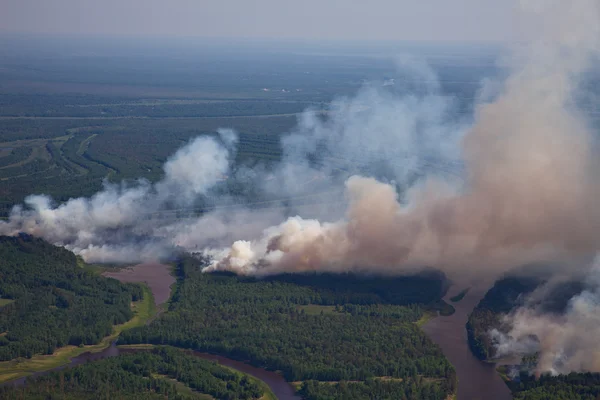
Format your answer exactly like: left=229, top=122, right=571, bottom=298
left=0, top=0, right=599, bottom=376
left=207, top=0, right=600, bottom=279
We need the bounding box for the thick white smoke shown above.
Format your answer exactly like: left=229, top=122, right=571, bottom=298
left=0, top=62, right=467, bottom=264
left=0, top=129, right=239, bottom=262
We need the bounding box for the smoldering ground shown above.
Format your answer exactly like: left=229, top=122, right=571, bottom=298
left=1, top=0, right=600, bottom=376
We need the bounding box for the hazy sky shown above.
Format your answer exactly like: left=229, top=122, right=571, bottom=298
left=1, top=0, right=515, bottom=43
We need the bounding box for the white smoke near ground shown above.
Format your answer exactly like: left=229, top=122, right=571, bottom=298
left=0, top=129, right=238, bottom=262
left=493, top=256, right=600, bottom=375
left=0, top=77, right=463, bottom=264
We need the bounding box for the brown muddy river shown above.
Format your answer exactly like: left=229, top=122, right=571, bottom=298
left=102, top=262, right=176, bottom=306
left=4, top=262, right=300, bottom=399
left=423, top=283, right=512, bottom=400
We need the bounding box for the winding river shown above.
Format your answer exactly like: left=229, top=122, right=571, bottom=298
left=4, top=262, right=511, bottom=399
left=2, top=262, right=300, bottom=400
left=5, top=342, right=301, bottom=400
left=423, top=283, right=512, bottom=400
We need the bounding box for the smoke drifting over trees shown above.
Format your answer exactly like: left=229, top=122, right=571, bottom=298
left=1, top=0, right=600, bottom=375
left=208, top=0, right=600, bottom=279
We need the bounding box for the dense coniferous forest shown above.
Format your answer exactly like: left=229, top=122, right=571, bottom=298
left=0, top=234, right=143, bottom=360
left=119, top=256, right=456, bottom=398
left=508, top=372, right=600, bottom=400
left=298, top=378, right=450, bottom=400
left=0, top=346, right=270, bottom=399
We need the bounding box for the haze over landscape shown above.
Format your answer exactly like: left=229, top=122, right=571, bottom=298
left=2, top=0, right=514, bottom=42
left=0, top=1, right=600, bottom=399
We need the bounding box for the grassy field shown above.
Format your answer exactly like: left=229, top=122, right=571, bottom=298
left=415, top=310, right=438, bottom=327
left=0, top=285, right=156, bottom=383
left=117, top=343, right=156, bottom=350
left=0, top=299, right=15, bottom=307
left=296, top=301, right=450, bottom=326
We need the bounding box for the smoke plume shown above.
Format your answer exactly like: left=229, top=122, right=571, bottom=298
left=493, top=257, right=600, bottom=375
left=207, top=0, right=600, bottom=278
left=0, top=129, right=242, bottom=263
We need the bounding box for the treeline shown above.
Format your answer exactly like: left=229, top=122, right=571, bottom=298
left=509, top=372, right=600, bottom=400
left=120, top=256, right=456, bottom=397
left=0, top=346, right=268, bottom=399
left=0, top=234, right=142, bottom=360
left=299, top=377, right=450, bottom=400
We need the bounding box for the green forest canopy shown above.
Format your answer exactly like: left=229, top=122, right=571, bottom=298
left=0, top=234, right=143, bottom=360
left=0, top=346, right=271, bottom=400
left=120, top=256, right=456, bottom=399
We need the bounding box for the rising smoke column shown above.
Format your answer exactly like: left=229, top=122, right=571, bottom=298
left=207, top=0, right=600, bottom=278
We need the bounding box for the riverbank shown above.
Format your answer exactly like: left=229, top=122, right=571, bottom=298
left=102, top=262, right=176, bottom=306
left=0, top=285, right=155, bottom=384
left=423, top=283, right=512, bottom=400
left=2, top=262, right=296, bottom=399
